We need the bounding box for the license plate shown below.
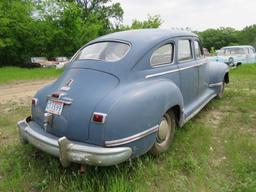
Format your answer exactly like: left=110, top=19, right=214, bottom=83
left=45, top=100, right=64, bottom=115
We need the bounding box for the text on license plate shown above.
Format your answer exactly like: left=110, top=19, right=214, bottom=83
left=45, top=100, right=64, bottom=115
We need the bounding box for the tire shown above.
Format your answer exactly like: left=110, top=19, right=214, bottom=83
left=228, top=57, right=234, bottom=66
left=216, top=82, right=225, bottom=99
left=150, top=111, right=176, bottom=155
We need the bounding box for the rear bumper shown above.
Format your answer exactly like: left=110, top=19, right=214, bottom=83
left=17, top=117, right=132, bottom=167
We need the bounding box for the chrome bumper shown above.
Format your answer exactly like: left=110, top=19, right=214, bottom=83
left=17, top=117, right=132, bottom=167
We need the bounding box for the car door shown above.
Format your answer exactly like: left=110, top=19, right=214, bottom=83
left=146, top=41, right=180, bottom=88
left=176, top=38, right=198, bottom=116
left=193, top=39, right=209, bottom=97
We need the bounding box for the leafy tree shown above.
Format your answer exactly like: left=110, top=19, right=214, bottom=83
left=119, top=15, right=162, bottom=30
left=237, top=25, right=256, bottom=47
left=0, top=0, right=124, bottom=66
left=2, top=0, right=255, bottom=67
left=0, top=0, right=35, bottom=66
left=198, top=27, right=239, bottom=50
left=34, top=0, right=124, bottom=57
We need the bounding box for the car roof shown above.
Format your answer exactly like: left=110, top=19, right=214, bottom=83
left=92, top=29, right=197, bottom=46
left=222, top=45, right=254, bottom=49
left=71, top=29, right=198, bottom=78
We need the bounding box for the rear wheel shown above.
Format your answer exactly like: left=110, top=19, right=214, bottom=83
left=150, top=111, right=176, bottom=155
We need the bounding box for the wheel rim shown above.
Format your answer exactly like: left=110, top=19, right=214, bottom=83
left=157, top=117, right=170, bottom=143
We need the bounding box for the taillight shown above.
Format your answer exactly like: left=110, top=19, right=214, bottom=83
left=92, top=112, right=107, bottom=123
left=32, top=98, right=38, bottom=105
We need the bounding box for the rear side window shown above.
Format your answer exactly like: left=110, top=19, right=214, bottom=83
left=194, top=40, right=204, bottom=59
left=150, top=44, right=174, bottom=66
left=75, top=42, right=130, bottom=62
left=178, top=40, right=193, bottom=61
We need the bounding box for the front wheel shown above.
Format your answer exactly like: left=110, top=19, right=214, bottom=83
left=150, top=111, right=176, bottom=155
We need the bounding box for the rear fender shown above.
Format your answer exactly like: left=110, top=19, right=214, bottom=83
left=103, top=79, right=183, bottom=156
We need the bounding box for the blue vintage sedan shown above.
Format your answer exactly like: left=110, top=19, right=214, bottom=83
left=17, top=29, right=229, bottom=167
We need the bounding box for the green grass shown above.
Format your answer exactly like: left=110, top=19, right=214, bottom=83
left=0, top=67, right=63, bottom=84
left=0, top=65, right=256, bottom=191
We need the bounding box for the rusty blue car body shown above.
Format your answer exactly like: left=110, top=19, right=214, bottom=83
left=18, top=29, right=229, bottom=167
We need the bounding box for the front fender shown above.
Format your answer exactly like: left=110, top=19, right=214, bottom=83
left=104, top=79, right=183, bottom=156
left=208, top=61, right=229, bottom=84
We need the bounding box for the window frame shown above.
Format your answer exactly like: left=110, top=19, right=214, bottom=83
left=177, top=39, right=194, bottom=63
left=73, top=40, right=131, bottom=63
left=194, top=39, right=204, bottom=60
left=150, top=42, right=175, bottom=67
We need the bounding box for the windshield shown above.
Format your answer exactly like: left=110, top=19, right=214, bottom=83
left=75, top=42, right=130, bottom=62
left=219, top=48, right=246, bottom=55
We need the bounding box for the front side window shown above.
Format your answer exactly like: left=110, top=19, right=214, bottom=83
left=194, top=40, right=204, bottom=59
left=178, top=40, right=193, bottom=61
left=75, top=42, right=130, bottom=62
left=150, top=44, right=174, bottom=66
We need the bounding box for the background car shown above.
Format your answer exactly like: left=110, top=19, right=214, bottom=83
left=17, top=29, right=229, bottom=167
left=22, top=57, right=58, bottom=68
left=207, top=45, right=256, bottom=66
left=53, top=57, right=70, bottom=69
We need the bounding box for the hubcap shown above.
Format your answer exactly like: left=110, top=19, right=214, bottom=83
left=157, top=117, right=170, bottom=142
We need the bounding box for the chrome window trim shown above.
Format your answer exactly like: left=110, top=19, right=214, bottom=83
left=105, top=125, right=159, bottom=147
left=145, top=63, right=198, bottom=79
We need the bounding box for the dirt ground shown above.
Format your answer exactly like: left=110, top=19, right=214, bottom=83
left=0, top=80, right=54, bottom=104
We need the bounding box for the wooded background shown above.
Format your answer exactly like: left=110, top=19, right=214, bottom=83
left=0, top=0, right=255, bottom=66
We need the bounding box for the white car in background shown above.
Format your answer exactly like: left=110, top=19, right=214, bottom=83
left=54, top=57, right=70, bottom=69
left=208, top=45, right=256, bottom=66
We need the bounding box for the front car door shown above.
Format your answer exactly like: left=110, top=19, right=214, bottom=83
left=176, top=38, right=198, bottom=116
left=193, top=39, right=209, bottom=97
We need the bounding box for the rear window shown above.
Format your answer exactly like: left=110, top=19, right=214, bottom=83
left=75, top=42, right=130, bottom=62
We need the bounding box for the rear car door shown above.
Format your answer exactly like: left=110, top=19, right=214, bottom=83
left=176, top=38, right=198, bottom=116
left=146, top=41, right=180, bottom=91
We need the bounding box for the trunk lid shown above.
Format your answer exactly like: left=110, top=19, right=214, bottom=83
left=33, top=68, right=119, bottom=143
